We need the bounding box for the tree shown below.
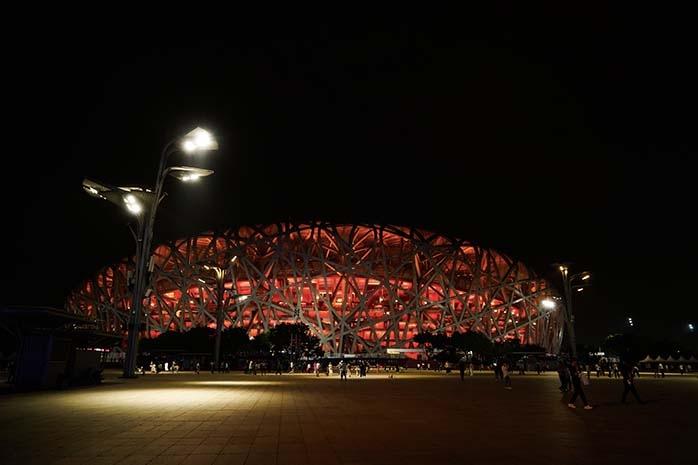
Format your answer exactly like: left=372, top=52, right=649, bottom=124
left=268, top=323, right=321, bottom=359
left=495, top=338, right=522, bottom=355
left=451, top=331, right=494, bottom=358
left=601, top=333, right=649, bottom=362
left=139, top=327, right=215, bottom=354
left=413, top=332, right=450, bottom=360
left=520, top=344, right=546, bottom=353
left=248, top=332, right=272, bottom=354
left=221, top=327, right=251, bottom=356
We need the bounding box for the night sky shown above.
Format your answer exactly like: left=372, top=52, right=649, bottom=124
left=3, top=11, right=696, bottom=345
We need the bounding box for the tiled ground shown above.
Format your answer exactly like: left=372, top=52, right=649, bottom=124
left=0, top=370, right=695, bottom=465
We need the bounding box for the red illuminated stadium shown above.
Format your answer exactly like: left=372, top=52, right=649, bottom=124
left=66, top=222, right=564, bottom=354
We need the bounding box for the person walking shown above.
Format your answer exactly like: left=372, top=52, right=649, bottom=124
left=567, top=358, right=593, bottom=410
left=458, top=357, right=466, bottom=381
left=502, top=361, right=512, bottom=389
left=659, top=363, right=666, bottom=378
left=339, top=361, right=348, bottom=380
left=493, top=361, right=502, bottom=381
left=621, top=359, right=645, bottom=404
left=557, top=359, right=570, bottom=392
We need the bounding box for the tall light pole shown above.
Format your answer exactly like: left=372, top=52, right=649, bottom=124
left=557, top=264, right=591, bottom=358
left=84, top=127, right=218, bottom=378
left=201, top=255, right=238, bottom=371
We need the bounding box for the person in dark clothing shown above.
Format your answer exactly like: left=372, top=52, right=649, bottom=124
left=621, top=360, right=645, bottom=404
left=6, top=361, right=15, bottom=384
left=557, top=359, right=570, bottom=392
left=493, top=361, right=502, bottom=381
left=458, top=358, right=466, bottom=381
left=567, top=358, right=593, bottom=410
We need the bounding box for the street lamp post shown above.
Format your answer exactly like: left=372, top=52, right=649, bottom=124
left=124, top=128, right=218, bottom=378
left=557, top=265, right=591, bottom=358
left=84, top=127, right=218, bottom=378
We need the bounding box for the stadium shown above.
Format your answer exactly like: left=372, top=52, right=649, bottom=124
left=66, top=222, right=564, bottom=355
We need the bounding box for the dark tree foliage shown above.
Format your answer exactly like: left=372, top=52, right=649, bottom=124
left=413, top=332, right=450, bottom=359
left=268, top=323, right=322, bottom=359
left=248, top=332, right=272, bottom=354
left=494, top=338, right=522, bottom=355
left=140, top=327, right=215, bottom=354
left=221, top=327, right=251, bottom=355
left=601, top=333, right=652, bottom=362
left=451, top=331, right=494, bottom=357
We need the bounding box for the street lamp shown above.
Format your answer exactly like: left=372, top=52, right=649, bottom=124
left=199, top=255, right=238, bottom=372
left=82, top=180, right=155, bottom=263
left=556, top=264, right=591, bottom=358
left=83, top=127, right=217, bottom=378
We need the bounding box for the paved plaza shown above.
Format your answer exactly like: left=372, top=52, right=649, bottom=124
left=0, top=370, right=695, bottom=465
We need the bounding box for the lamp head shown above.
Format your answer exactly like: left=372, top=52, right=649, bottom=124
left=82, top=178, right=154, bottom=216
left=168, top=166, right=215, bottom=182
left=180, top=127, right=218, bottom=153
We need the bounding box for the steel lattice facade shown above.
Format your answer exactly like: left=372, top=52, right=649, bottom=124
left=66, top=222, right=564, bottom=354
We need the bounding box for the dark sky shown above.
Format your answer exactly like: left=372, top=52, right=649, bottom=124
left=3, top=10, right=696, bottom=344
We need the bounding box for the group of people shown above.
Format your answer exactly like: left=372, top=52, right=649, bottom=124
left=138, top=360, right=236, bottom=374
left=313, top=360, right=370, bottom=378
left=242, top=359, right=372, bottom=378
left=138, top=361, right=180, bottom=374
left=653, top=363, right=691, bottom=377
left=557, top=357, right=645, bottom=409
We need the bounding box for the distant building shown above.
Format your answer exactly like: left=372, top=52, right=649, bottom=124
left=67, top=222, right=564, bottom=355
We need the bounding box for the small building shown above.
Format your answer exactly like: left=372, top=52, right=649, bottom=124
left=0, top=306, right=120, bottom=390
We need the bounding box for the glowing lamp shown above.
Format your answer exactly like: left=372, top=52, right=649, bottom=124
left=180, top=127, right=218, bottom=153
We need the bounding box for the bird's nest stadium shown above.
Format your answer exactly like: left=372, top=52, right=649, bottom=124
left=66, top=222, right=564, bottom=355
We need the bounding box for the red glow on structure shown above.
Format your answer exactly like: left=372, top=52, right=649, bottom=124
left=66, top=223, right=563, bottom=354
